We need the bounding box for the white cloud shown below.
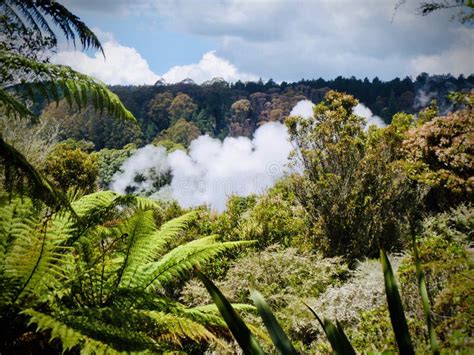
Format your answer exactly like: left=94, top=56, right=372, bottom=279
left=53, top=28, right=256, bottom=86
left=160, top=50, right=257, bottom=84
left=52, top=39, right=160, bottom=85
left=152, top=0, right=473, bottom=80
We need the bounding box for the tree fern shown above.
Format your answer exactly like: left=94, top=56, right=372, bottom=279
left=0, top=188, right=254, bottom=352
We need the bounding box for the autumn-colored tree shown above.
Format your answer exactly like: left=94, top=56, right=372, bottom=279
left=229, top=99, right=253, bottom=137
left=168, top=93, right=198, bottom=125
left=146, top=92, right=174, bottom=139
left=402, top=93, right=474, bottom=210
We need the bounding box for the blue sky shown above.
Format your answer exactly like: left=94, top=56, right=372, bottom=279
left=55, top=0, right=473, bottom=85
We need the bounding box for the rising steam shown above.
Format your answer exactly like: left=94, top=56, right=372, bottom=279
left=111, top=99, right=385, bottom=211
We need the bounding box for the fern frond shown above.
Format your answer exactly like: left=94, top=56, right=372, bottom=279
left=141, top=238, right=254, bottom=291
left=2, top=0, right=103, bottom=54
left=23, top=309, right=124, bottom=354
left=0, top=137, right=69, bottom=209
left=116, top=210, right=157, bottom=288
left=119, top=211, right=199, bottom=289
left=1, top=51, right=135, bottom=122
left=0, top=87, right=34, bottom=117
left=144, top=310, right=223, bottom=347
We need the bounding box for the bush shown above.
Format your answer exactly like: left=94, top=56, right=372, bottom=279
left=398, top=205, right=473, bottom=353
left=286, top=90, right=419, bottom=260
left=181, top=245, right=347, bottom=351
left=42, top=140, right=99, bottom=193
left=402, top=96, right=474, bottom=211
left=237, top=178, right=312, bottom=250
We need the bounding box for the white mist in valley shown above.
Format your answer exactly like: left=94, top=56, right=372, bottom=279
left=352, top=103, right=387, bottom=129
left=111, top=99, right=386, bottom=211
left=111, top=122, right=292, bottom=211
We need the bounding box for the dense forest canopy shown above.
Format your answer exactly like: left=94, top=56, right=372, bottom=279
left=40, top=73, right=474, bottom=151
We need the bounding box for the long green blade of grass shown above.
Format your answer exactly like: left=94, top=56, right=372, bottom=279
left=250, top=290, right=298, bottom=355
left=197, top=271, right=265, bottom=355
left=381, top=250, right=415, bottom=355
left=412, top=236, right=440, bottom=354
left=304, top=303, right=356, bottom=355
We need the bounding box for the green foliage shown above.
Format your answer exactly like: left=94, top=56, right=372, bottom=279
left=237, top=178, right=312, bottom=250
left=381, top=250, right=415, bottom=354
left=153, top=139, right=185, bottom=153
left=93, top=144, right=137, bottom=188
left=287, top=90, right=418, bottom=260
left=0, top=191, right=252, bottom=353
left=251, top=290, right=298, bottom=355
left=146, top=91, right=174, bottom=140
left=42, top=140, right=99, bottom=193
left=41, top=100, right=142, bottom=150
left=0, top=137, right=68, bottom=209
left=198, top=272, right=265, bottom=355
left=153, top=118, right=200, bottom=147
left=398, top=204, right=473, bottom=353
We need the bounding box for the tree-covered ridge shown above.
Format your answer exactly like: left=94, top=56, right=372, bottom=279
left=41, top=73, right=472, bottom=150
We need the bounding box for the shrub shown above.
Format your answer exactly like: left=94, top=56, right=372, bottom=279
left=398, top=204, right=473, bottom=352
left=287, top=90, right=419, bottom=260
left=181, top=245, right=347, bottom=350
left=237, top=178, right=312, bottom=250
left=402, top=95, right=474, bottom=211
left=42, top=140, right=99, bottom=193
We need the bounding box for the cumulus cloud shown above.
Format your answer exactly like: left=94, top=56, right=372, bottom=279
left=53, top=29, right=256, bottom=85
left=52, top=39, right=160, bottom=85
left=353, top=103, right=386, bottom=129
left=160, top=50, right=257, bottom=84
left=110, top=122, right=292, bottom=211
left=152, top=0, right=473, bottom=80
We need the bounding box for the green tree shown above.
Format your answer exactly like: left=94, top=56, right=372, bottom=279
left=146, top=92, right=174, bottom=140
left=41, top=100, right=142, bottom=149
left=42, top=140, right=99, bottom=193
left=286, top=91, right=418, bottom=260
left=154, top=118, right=200, bottom=147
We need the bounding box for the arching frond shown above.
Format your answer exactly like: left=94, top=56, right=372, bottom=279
left=1, top=0, right=103, bottom=54
left=0, top=197, right=73, bottom=304
left=23, top=309, right=125, bottom=355
left=141, top=237, right=254, bottom=291
left=0, top=137, right=69, bottom=209
left=118, top=211, right=198, bottom=288
left=1, top=51, right=135, bottom=122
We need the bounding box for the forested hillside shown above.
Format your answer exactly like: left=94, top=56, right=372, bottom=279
left=40, top=74, right=474, bottom=150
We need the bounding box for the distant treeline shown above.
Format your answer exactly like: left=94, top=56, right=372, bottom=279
left=41, top=73, right=474, bottom=150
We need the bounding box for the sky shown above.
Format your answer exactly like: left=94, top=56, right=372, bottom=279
left=55, top=0, right=474, bottom=85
